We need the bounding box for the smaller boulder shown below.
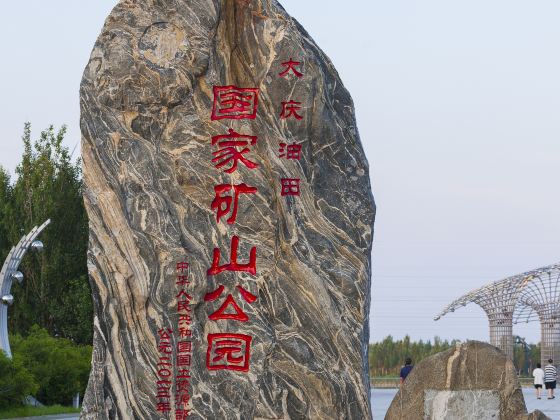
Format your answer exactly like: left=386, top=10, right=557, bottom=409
left=385, top=341, right=551, bottom=420
left=522, top=410, right=551, bottom=420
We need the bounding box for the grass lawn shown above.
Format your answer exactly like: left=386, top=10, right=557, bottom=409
left=0, top=405, right=79, bottom=419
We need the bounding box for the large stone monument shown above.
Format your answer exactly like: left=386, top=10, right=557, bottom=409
left=80, top=0, right=375, bottom=418
left=385, top=341, right=550, bottom=420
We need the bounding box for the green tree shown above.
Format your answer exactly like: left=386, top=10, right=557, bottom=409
left=369, top=336, right=542, bottom=377
left=10, top=326, right=92, bottom=406
left=0, top=168, right=13, bottom=258
left=513, top=339, right=540, bottom=376
left=369, top=335, right=457, bottom=376
left=1, top=124, right=91, bottom=344
left=0, top=351, right=38, bottom=409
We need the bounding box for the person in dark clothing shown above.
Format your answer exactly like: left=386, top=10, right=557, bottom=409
left=545, top=359, right=557, bottom=399
left=400, top=357, right=413, bottom=384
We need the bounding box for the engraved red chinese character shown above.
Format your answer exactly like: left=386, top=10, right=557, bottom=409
left=176, top=380, right=190, bottom=392
left=158, top=343, right=172, bottom=354
left=279, top=143, right=302, bottom=160
left=179, top=314, right=192, bottom=325
left=158, top=329, right=173, bottom=354
left=204, top=285, right=257, bottom=322
left=178, top=300, right=190, bottom=312
left=279, top=58, right=303, bottom=78
left=211, top=85, right=259, bottom=120
left=176, top=262, right=189, bottom=273
left=157, top=359, right=172, bottom=377
left=212, top=129, right=259, bottom=174
left=158, top=328, right=173, bottom=341
left=176, top=275, right=189, bottom=286
left=158, top=356, right=172, bottom=369
left=177, top=354, right=191, bottom=367
left=179, top=327, right=192, bottom=338
left=157, top=401, right=171, bottom=413
left=176, top=290, right=192, bottom=302
left=280, top=100, right=303, bottom=120
left=176, top=409, right=190, bottom=420
left=177, top=341, right=192, bottom=353
left=176, top=393, right=190, bottom=408
left=176, top=290, right=192, bottom=312
left=156, top=389, right=170, bottom=399
left=156, top=383, right=171, bottom=399
left=157, top=368, right=172, bottom=377
left=207, top=236, right=257, bottom=276
left=211, top=183, right=258, bottom=224
left=281, top=178, right=301, bottom=196
left=206, top=333, right=252, bottom=371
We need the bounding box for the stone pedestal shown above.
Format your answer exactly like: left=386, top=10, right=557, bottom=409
left=385, top=341, right=550, bottom=420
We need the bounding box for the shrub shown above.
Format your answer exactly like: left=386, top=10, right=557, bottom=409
left=10, top=325, right=92, bottom=406
left=0, top=351, right=38, bottom=409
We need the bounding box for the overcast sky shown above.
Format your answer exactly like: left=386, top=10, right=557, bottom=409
left=1, top=1, right=559, bottom=344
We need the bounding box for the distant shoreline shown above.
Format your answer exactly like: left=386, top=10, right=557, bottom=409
left=371, top=377, right=537, bottom=389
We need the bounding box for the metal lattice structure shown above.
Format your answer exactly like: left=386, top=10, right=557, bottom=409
left=435, top=275, right=527, bottom=358
left=0, top=220, right=50, bottom=358
left=513, top=265, right=560, bottom=369
left=435, top=263, right=560, bottom=360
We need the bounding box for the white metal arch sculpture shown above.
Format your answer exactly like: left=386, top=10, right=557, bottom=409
left=0, top=219, right=50, bottom=358
left=435, top=274, right=528, bottom=358
left=434, top=263, right=560, bottom=359
left=513, top=265, right=560, bottom=368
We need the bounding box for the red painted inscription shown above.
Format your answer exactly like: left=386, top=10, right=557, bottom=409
left=281, top=178, right=301, bottom=196
left=280, top=100, right=303, bottom=120
left=204, top=284, right=258, bottom=322
left=156, top=328, right=174, bottom=414
left=279, top=143, right=302, bottom=160
left=279, top=58, right=303, bottom=78
left=206, top=333, right=253, bottom=371
left=212, top=129, right=259, bottom=174
left=211, top=86, right=259, bottom=120
left=207, top=236, right=257, bottom=276
left=211, top=183, right=258, bottom=224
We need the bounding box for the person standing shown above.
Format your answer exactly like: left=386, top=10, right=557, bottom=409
left=533, top=363, right=544, bottom=399
left=400, top=357, right=413, bottom=385
left=544, top=359, right=557, bottom=399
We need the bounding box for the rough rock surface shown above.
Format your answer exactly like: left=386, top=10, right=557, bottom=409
left=80, top=0, right=375, bottom=419
left=525, top=410, right=552, bottom=420
left=424, top=390, right=500, bottom=418
left=385, top=341, right=551, bottom=420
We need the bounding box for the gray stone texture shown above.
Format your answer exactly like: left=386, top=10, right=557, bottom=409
left=525, top=410, right=553, bottom=420
left=424, top=390, right=500, bottom=419
left=80, top=0, right=375, bottom=419
left=385, top=341, right=551, bottom=420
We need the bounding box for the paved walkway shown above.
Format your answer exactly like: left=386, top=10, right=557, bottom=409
left=525, top=389, right=560, bottom=419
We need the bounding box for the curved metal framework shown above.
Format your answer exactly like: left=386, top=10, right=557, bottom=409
left=0, top=220, right=50, bottom=358
left=513, top=265, right=560, bottom=368
left=435, top=263, right=560, bottom=360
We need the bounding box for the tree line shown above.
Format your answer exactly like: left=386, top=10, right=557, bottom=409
left=0, top=327, right=91, bottom=409
left=0, top=124, right=91, bottom=345
left=0, top=124, right=92, bottom=409
left=369, top=335, right=541, bottom=377
left=368, top=335, right=458, bottom=376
